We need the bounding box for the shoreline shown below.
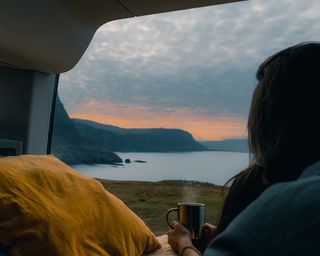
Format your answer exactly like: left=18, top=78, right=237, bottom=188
left=97, top=178, right=223, bottom=187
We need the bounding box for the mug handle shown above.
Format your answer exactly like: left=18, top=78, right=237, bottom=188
left=166, top=208, right=178, bottom=229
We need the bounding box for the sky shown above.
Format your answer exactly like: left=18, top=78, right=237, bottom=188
left=59, top=0, right=320, bottom=140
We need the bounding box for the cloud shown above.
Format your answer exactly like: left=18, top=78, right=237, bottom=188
left=59, top=0, right=320, bottom=138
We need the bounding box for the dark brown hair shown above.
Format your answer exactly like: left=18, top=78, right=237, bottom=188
left=214, top=42, right=320, bottom=235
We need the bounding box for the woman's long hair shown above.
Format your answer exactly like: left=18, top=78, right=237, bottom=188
left=214, top=42, right=320, bottom=236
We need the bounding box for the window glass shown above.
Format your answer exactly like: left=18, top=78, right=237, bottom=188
left=52, top=0, right=320, bottom=235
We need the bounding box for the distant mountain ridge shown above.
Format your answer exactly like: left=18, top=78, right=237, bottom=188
left=73, top=119, right=207, bottom=152
left=199, top=139, right=249, bottom=153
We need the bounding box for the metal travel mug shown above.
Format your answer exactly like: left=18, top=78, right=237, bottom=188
left=166, top=202, right=205, bottom=239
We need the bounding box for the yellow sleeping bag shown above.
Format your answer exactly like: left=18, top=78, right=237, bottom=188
left=0, top=155, right=159, bottom=256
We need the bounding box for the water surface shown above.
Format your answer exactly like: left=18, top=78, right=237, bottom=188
left=74, top=151, right=249, bottom=186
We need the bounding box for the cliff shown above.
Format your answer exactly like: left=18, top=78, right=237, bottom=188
left=51, top=96, right=208, bottom=164
left=72, top=119, right=208, bottom=152
left=51, top=96, right=122, bottom=165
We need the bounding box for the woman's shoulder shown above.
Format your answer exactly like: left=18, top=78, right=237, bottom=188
left=238, top=173, right=320, bottom=227
left=205, top=175, right=320, bottom=256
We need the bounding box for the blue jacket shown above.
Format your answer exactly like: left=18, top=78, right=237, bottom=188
left=205, top=161, right=320, bottom=256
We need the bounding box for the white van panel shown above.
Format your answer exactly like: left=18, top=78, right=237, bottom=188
left=0, top=66, right=58, bottom=154
left=0, top=0, right=246, bottom=74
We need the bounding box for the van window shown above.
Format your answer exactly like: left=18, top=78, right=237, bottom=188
left=52, top=1, right=319, bottom=235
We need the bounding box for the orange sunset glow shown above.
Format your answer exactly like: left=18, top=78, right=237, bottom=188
left=69, top=100, right=247, bottom=140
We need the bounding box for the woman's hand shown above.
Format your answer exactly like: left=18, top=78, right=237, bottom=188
left=201, top=223, right=217, bottom=247
left=167, top=221, right=193, bottom=253
left=167, top=221, right=217, bottom=254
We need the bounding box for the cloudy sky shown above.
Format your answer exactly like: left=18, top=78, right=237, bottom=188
left=59, top=0, right=320, bottom=140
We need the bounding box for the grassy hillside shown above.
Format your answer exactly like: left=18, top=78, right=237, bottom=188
left=97, top=179, right=227, bottom=236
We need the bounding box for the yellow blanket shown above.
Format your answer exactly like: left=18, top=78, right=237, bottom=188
left=0, top=155, right=159, bottom=256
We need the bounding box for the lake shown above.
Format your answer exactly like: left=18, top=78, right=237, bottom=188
left=74, top=151, right=250, bottom=186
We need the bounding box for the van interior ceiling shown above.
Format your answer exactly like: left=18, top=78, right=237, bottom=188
left=0, top=0, right=246, bottom=156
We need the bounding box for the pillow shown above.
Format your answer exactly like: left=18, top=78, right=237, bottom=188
left=0, top=155, right=160, bottom=256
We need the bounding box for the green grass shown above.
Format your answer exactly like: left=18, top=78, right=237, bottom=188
left=97, top=179, right=227, bottom=236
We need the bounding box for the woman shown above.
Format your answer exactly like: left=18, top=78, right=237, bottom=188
left=168, top=42, right=320, bottom=256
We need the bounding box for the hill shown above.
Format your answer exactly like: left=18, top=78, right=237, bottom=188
left=51, top=96, right=122, bottom=165
left=199, top=139, right=249, bottom=153
left=73, top=119, right=207, bottom=152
